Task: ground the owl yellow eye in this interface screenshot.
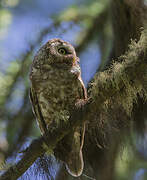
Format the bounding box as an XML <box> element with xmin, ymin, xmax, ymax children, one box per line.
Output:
<box><xmin>58</xmin><ymin>48</ymin><xmax>67</xmax><ymax>55</ymax></box>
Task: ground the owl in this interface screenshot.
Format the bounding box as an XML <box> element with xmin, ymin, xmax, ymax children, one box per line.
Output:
<box><xmin>29</xmin><ymin>38</ymin><xmax>87</xmax><ymax>177</ymax></box>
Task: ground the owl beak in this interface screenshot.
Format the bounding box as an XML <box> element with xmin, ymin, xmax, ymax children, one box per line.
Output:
<box><xmin>73</xmin><ymin>56</ymin><xmax>79</xmax><ymax>66</ymax></box>
<box><xmin>73</xmin><ymin>56</ymin><xmax>76</xmax><ymax>64</ymax></box>
<box><xmin>73</xmin><ymin>56</ymin><xmax>78</xmax><ymax>63</ymax></box>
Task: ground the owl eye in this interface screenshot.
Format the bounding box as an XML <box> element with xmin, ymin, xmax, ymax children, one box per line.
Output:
<box><xmin>58</xmin><ymin>48</ymin><xmax>67</xmax><ymax>55</ymax></box>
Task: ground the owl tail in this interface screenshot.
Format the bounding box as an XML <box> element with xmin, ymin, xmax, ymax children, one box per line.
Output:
<box><xmin>55</xmin><ymin>124</ymin><xmax>85</xmax><ymax>177</ymax></box>
<box><xmin>65</xmin><ymin>128</ymin><xmax>84</xmax><ymax>177</ymax></box>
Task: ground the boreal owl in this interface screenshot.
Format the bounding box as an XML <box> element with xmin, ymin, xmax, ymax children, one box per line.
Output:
<box><xmin>29</xmin><ymin>38</ymin><xmax>87</xmax><ymax>177</ymax></box>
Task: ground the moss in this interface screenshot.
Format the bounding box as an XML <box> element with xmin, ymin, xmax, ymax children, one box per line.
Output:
<box><xmin>90</xmin><ymin>29</ymin><xmax>147</xmax><ymax>119</ymax></box>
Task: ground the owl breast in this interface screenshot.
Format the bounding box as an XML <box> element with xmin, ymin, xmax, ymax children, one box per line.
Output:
<box><xmin>32</xmin><ymin>64</ymin><xmax>83</xmax><ymax>132</ymax></box>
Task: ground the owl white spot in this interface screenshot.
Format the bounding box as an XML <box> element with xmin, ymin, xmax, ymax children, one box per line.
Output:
<box><xmin>51</xmin><ymin>42</ymin><xmax>56</xmax><ymax>46</ymax></box>
<box><xmin>70</xmin><ymin>66</ymin><xmax>80</xmax><ymax>76</ymax></box>
<box><xmin>32</xmin><ymin>67</ymin><xmax>37</xmax><ymax>73</ymax></box>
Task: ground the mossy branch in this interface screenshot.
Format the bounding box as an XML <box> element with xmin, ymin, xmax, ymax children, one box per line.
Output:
<box><xmin>90</xmin><ymin>29</ymin><xmax>147</xmax><ymax>115</ymax></box>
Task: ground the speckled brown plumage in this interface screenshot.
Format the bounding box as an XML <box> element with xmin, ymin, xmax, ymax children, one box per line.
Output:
<box><xmin>29</xmin><ymin>38</ymin><xmax>87</xmax><ymax>177</ymax></box>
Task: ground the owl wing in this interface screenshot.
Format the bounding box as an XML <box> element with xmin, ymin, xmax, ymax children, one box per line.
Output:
<box><xmin>29</xmin><ymin>87</ymin><xmax>48</xmax><ymax>134</ymax></box>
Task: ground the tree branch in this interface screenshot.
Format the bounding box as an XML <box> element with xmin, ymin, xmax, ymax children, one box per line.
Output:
<box><xmin>90</xmin><ymin>30</ymin><xmax>147</xmax><ymax>112</ymax></box>
<box><xmin>110</xmin><ymin>0</ymin><xmax>147</xmax><ymax>58</ymax></box>
<box><xmin>0</xmin><ymin>138</ymin><xmax>45</xmax><ymax>180</ymax></box>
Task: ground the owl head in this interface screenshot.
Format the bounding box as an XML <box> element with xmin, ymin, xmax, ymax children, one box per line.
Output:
<box><xmin>35</xmin><ymin>38</ymin><xmax>79</xmax><ymax>66</ymax></box>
